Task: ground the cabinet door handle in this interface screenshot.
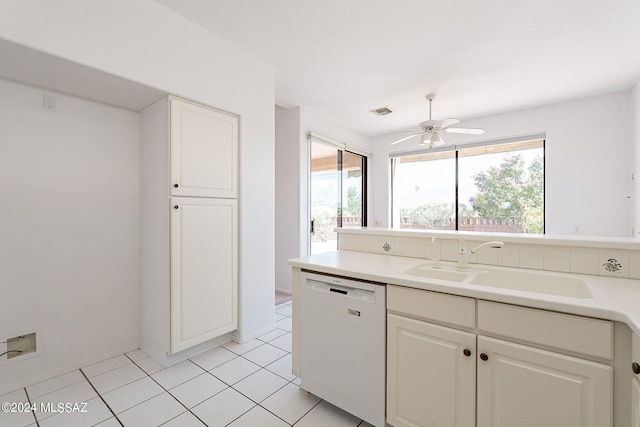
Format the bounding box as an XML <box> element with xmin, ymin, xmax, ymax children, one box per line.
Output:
<box><xmin>174</xmin><ymin>205</ymin><xmax>179</xmax><ymax>210</ymax></box>
<box><xmin>174</xmin><ymin>183</ymin><xmax>179</xmax><ymax>188</ymax></box>
<box><xmin>463</xmin><ymin>349</ymin><xmax>472</xmax><ymax>357</ymax></box>
<box><xmin>480</xmin><ymin>353</ymin><xmax>489</xmax><ymax>361</ymax></box>
<box><xmin>633</xmin><ymin>362</ymin><xmax>640</xmax><ymax>375</ymax></box>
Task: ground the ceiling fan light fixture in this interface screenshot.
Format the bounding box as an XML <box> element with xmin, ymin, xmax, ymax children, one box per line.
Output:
<box><xmin>430</xmin><ymin>132</ymin><xmax>443</xmax><ymax>146</ymax></box>
<box><xmin>419</xmin><ymin>133</ymin><xmax>430</xmax><ymax>146</ymax></box>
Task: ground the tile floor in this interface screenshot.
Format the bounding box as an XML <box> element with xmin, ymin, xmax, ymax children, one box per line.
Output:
<box><xmin>1</xmin><ymin>301</ymin><xmax>374</xmax><ymax>427</ymax></box>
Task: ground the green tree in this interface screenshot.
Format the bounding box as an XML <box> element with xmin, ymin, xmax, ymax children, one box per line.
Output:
<box><xmin>346</xmin><ymin>186</ymin><xmax>361</xmax><ymax>216</ymax></box>
<box><xmin>400</xmin><ymin>203</ymin><xmax>472</xmax><ymax>229</ymax></box>
<box><xmin>470</xmin><ymin>154</ymin><xmax>543</xmax><ymax>234</ymax></box>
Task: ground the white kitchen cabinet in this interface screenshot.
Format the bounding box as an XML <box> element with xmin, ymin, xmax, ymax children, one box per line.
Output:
<box><xmin>632</xmin><ymin>333</ymin><xmax>640</xmax><ymax>427</ymax></box>
<box><xmin>387</xmin><ymin>313</ymin><xmax>476</xmax><ymax>427</ymax></box>
<box><xmin>386</xmin><ymin>285</ymin><xmax>613</xmax><ymax>427</ymax></box>
<box><xmin>477</xmin><ymin>335</ymin><xmax>612</xmax><ymax>427</ymax></box>
<box><xmin>140</xmin><ymin>96</ymin><xmax>238</xmax><ymax>365</ymax></box>
<box><xmin>170</xmin><ymin>197</ymin><xmax>237</xmax><ymax>353</ymax></box>
<box><xmin>170</xmin><ymin>97</ymin><xmax>238</xmax><ymax>198</ymax></box>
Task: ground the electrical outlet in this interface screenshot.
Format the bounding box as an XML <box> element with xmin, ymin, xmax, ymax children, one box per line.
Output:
<box><xmin>43</xmin><ymin>95</ymin><xmax>56</xmax><ymax>112</ymax></box>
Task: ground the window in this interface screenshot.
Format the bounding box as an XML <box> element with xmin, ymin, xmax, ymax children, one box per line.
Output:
<box><xmin>391</xmin><ymin>137</ymin><xmax>544</xmax><ymax>234</ymax></box>
<box><xmin>309</xmin><ymin>135</ymin><xmax>368</xmax><ymax>254</ymax></box>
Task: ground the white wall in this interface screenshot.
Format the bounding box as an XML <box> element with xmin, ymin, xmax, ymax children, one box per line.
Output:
<box><xmin>0</xmin><ymin>0</ymin><xmax>275</xmax><ymax>389</ymax></box>
<box><xmin>372</xmin><ymin>91</ymin><xmax>633</xmax><ymax>237</ymax></box>
<box><xmin>275</xmin><ymin>106</ymin><xmax>301</xmax><ymax>293</ymax></box>
<box><xmin>632</xmin><ymin>81</ymin><xmax>640</xmax><ymax>235</ymax></box>
<box><xmin>274</xmin><ymin>107</ymin><xmax>371</xmax><ymax>292</ymax></box>
<box><xmin>0</xmin><ymin>79</ymin><xmax>140</xmax><ymax>393</ymax></box>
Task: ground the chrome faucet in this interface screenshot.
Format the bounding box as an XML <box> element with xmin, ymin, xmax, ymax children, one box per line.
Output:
<box><xmin>457</xmin><ymin>239</ymin><xmax>504</xmax><ymax>271</ymax></box>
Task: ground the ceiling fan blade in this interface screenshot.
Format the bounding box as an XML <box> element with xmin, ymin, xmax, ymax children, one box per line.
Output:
<box><xmin>389</xmin><ymin>132</ymin><xmax>423</xmax><ymax>145</ymax></box>
<box><xmin>379</xmin><ymin>128</ymin><xmax>423</xmax><ymax>136</ymax></box>
<box><xmin>435</xmin><ymin>118</ymin><xmax>460</xmax><ymax>129</ymax></box>
<box><xmin>443</xmin><ymin>127</ymin><xmax>485</xmax><ymax>135</ymax></box>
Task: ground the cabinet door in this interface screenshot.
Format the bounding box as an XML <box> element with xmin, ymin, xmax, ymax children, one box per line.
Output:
<box><xmin>170</xmin><ymin>97</ymin><xmax>238</xmax><ymax>198</ymax></box>
<box><xmin>477</xmin><ymin>336</ymin><xmax>612</xmax><ymax>427</ymax></box>
<box><xmin>387</xmin><ymin>314</ymin><xmax>476</xmax><ymax>427</ymax></box>
<box><xmin>633</xmin><ymin>378</ymin><xmax>640</xmax><ymax>427</ymax></box>
<box><xmin>170</xmin><ymin>197</ymin><xmax>237</xmax><ymax>353</ymax></box>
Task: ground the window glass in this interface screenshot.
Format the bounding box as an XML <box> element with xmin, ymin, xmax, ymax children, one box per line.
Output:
<box><xmin>392</xmin><ymin>151</ymin><xmax>456</xmax><ymax>230</ymax></box>
<box><xmin>392</xmin><ymin>139</ymin><xmax>544</xmax><ymax>234</ymax></box>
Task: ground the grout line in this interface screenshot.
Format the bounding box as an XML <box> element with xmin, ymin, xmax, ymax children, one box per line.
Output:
<box><xmin>22</xmin><ymin>387</ymin><xmax>40</xmax><ymax>427</ymax></box>
<box><xmin>79</xmin><ymin>368</ymin><xmax>124</xmax><ymax>427</ymax></box>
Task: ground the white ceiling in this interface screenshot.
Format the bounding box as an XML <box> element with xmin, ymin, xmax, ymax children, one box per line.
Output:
<box><xmin>157</xmin><ymin>0</ymin><xmax>640</xmax><ymax>137</ymax></box>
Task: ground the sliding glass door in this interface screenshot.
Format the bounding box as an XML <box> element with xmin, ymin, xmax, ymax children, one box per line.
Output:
<box><xmin>310</xmin><ymin>141</ymin><xmax>366</xmax><ymax>254</ymax></box>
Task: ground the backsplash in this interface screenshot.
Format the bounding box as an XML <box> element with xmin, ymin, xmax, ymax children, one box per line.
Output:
<box><xmin>337</xmin><ymin>229</ymin><xmax>640</xmax><ymax>280</ymax></box>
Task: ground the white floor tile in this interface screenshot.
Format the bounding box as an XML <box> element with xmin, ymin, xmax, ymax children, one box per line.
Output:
<box><xmin>257</xmin><ymin>328</ymin><xmax>287</xmax><ymax>343</ymax></box>
<box><xmin>242</xmin><ymin>344</ymin><xmax>287</xmax><ymax>367</ymax></box>
<box><xmin>222</xmin><ymin>339</ymin><xmax>264</xmax><ymax>355</ymax></box>
<box><xmin>169</xmin><ymin>373</ymin><xmax>227</xmax><ymax>408</ymax></box>
<box><xmin>191</xmin><ymin>388</ymin><xmax>254</xmax><ymax>427</ymax></box>
<box><xmin>26</xmin><ymin>370</ymin><xmax>85</xmax><ymax>399</ymax></box>
<box><xmin>135</xmin><ymin>356</ymin><xmax>164</xmax><ymax>375</ymax></box>
<box><xmin>38</xmin><ymin>396</ymin><xmax>112</xmax><ymax>427</ymax></box>
<box><xmin>210</xmin><ymin>357</ymin><xmax>260</xmax><ymax>385</ymax></box>
<box><xmin>228</xmin><ymin>405</ymin><xmax>289</xmax><ymax>427</ymax></box>
<box><xmin>125</xmin><ymin>349</ymin><xmax>149</xmax><ymax>362</ymax></box>
<box><xmin>265</xmin><ymin>353</ymin><xmax>297</xmax><ymax>382</ymax></box>
<box><xmin>151</xmin><ymin>360</ymin><xmax>204</xmax><ymax>390</ymax></box>
<box><xmin>274</xmin><ymin>313</ymin><xmax>286</xmax><ymax>322</ymax></box>
<box><xmin>94</xmin><ymin>417</ymin><xmax>121</xmax><ymax>427</ymax></box>
<box><xmin>269</xmin><ymin>333</ymin><xmax>292</xmax><ymax>352</ymax></box>
<box><xmin>101</xmin><ymin>376</ymin><xmax>164</xmax><ymax>414</ymax></box>
<box><xmin>275</xmin><ymin>317</ymin><xmax>292</xmax><ymax>332</ymax></box>
<box><xmin>0</xmin><ymin>389</ymin><xmax>37</xmax><ymax>427</ymax></box>
<box><xmin>275</xmin><ymin>305</ymin><xmax>293</xmax><ymax>316</ymax></box>
<box><xmin>82</xmin><ymin>355</ymin><xmax>131</xmax><ymax>378</ymax></box>
<box><xmin>160</xmin><ymin>411</ymin><xmax>206</xmax><ymax>427</ymax></box>
<box><xmin>89</xmin><ymin>363</ymin><xmax>146</xmax><ymax>394</ymax></box>
<box><xmin>33</xmin><ymin>381</ymin><xmax>97</xmax><ymax>421</ymax></box>
<box><xmin>189</xmin><ymin>346</ymin><xmax>237</xmax><ymax>371</ymax></box>
<box><xmin>294</xmin><ymin>400</ymin><xmax>361</xmax><ymax>427</ymax></box>
<box><xmin>233</xmin><ymin>369</ymin><xmax>288</xmax><ymax>403</ymax></box>
<box><xmin>118</xmin><ymin>392</ymin><xmax>185</xmax><ymax>427</ymax></box>
<box><xmin>261</xmin><ymin>383</ymin><xmax>321</xmax><ymax>425</ymax></box>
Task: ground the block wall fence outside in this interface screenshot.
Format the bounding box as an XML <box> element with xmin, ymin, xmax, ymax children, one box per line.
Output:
<box><xmin>337</xmin><ymin>228</ymin><xmax>640</xmax><ymax>280</ymax></box>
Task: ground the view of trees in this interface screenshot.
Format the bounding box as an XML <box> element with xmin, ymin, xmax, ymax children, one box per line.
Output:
<box><xmin>399</xmin><ymin>153</ymin><xmax>544</xmax><ymax>234</ymax></box>
<box><xmin>470</xmin><ymin>154</ymin><xmax>543</xmax><ymax>233</ymax></box>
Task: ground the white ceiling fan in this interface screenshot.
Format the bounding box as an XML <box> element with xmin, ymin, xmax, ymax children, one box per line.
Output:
<box><xmin>389</xmin><ymin>93</ymin><xmax>485</xmax><ymax>147</ymax></box>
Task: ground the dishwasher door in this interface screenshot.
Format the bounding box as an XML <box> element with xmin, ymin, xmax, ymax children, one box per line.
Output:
<box><xmin>300</xmin><ymin>272</ymin><xmax>386</xmax><ymax>427</ymax></box>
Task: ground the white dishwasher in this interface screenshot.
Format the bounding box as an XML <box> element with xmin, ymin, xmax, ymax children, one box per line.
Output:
<box><xmin>300</xmin><ymin>271</ymin><xmax>386</xmax><ymax>427</ymax></box>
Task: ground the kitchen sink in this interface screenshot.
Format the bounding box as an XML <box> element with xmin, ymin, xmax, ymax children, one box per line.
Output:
<box><xmin>403</xmin><ymin>262</ymin><xmax>593</xmax><ymax>299</ymax></box>
<box><xmin>402</xmin><ymin>264</ymin><xmax>470</xmax><ymax>282</ymax></box>
<box><xmin>469</xmin><ymin>269</ymin><xmax>593</xmax><ymax>298</ymax></box>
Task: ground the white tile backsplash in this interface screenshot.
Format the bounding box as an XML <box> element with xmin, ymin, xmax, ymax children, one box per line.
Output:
<box><xmin>543</xmin><ymin>246</ymin><xmax>572</xmax><ymax>272</ymax></box>
<box><xmin>337</xmin><ymin>230</ymin><xmax>640</xmax><ymax>280</ymax></box>
<box><xmin>497</xmin><ymin>243</ymin><xmax>520</xmax><ymax>268</ymax></box>
<box><xmin>570</xmin><ymin>247</ymin><xmax>599</xmax><ymax>275</ymax></box>
<box><xmin>598</xmin><ymin>249</ymin><xmax>630</xmax><ymax>278</ymax></box>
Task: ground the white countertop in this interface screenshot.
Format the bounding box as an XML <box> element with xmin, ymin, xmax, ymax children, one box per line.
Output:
<box><xmin>289</xmin><ymin>250</ymin><xmax>640</xmax><ymax>336</ymax></box>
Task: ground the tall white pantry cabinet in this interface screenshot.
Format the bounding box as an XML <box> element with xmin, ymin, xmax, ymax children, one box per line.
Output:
<box><xmin>140</xmin><ymin>96</ymin><xmax>238</xmax><ymax>365</ymax></box>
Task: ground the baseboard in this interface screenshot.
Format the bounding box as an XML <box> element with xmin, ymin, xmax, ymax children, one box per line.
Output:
<box><xmin>232</xmin><ymin>323</ymin><xmax>276</xmax><ymax>344</ymax></box>
<box><xmin>0</xmin><ymin>343</ymin><xmax>138</xmax><ymax>396</ymax></box>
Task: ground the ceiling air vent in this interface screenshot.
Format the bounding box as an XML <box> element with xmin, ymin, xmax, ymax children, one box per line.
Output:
<box><xmin>370</xmin><ymin>106</ymin><xmax>393</xmax><ymax>116</ymax></box>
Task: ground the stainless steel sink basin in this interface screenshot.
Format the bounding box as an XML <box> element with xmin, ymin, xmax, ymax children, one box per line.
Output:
<box><xmin>469</xmin><ymin>269</ymin><xmax>593</xmax><ymax>298</ymax></box>
<box><xmin>402</xmin><ymin>265</ymin><xmax>470</xmax><ymax>282</ymax></box>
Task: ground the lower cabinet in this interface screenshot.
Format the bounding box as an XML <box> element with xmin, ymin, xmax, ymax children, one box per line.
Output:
<box><xmin>386</xmin><ymin>285</ymin><xmax>613</xmax><ymax>427</ymax></box>
<box><xmin>632</xmin><ymin>333</ymin><xmax>640</xmax><ymax>427</ymax></box>
<box><xmin>170</xmin><ymin>197</ymin><xmax>237</xmax><ymax>353</ymax></box>
<box><xmin>387</xmin><ymin>313</ymin><xmax>476</xmax><ymax>427</ymax></box>
<box><xmin>477</xmin><ymin>336</ymin><xmax>612</xmax><ymax>427</ymax></box>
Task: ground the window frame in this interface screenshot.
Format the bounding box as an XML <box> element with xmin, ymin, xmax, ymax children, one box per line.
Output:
<box><xmin>390</xmin><ymin>133</ymin><xmax>545</xmax><ymax>234</ymax></box>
